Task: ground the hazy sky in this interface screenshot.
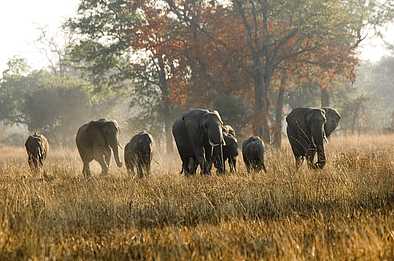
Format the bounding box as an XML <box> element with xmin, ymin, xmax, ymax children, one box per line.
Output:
<box><xmin>0</xmin><ymin>0</ymin><xmax>392</xmax><ymax>72</ymax></box>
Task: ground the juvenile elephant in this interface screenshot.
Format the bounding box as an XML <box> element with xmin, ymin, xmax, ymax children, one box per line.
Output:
<box><xmin>76</xmin><ymin>119</ymin><xmax>122</xmax><ymax>176</ymax></box>
<box><xmin>124</xmin><ymin>131</ymin><xmax>153</xmax><ymax>177</ymax></box>
<box><xmin>213</xmin><ymin>127</ymin><xmax>238</xmax><ymax>173</ymax></box>
<box><xmin>172</xmin><ymin>108</ymin><xmax>225</xmax><ymax>176</ymax></box>
<box><xmin>286</xmin><ymin>107</ymin><xmax>341</xmax><ymax>169</ymax></box>
<box><xmin>223</xmin><ymin>124</ymin><xmax>236</xmax><ymax>137</ymax></box>
<box><xmin>25</xmin><ymin>133</ymin><xmax>49</xmax><ymax>173</ymax></box>
<box><xmin>242</xmin><ymin>136</ymin><xmax>267</xmax><ymax>173</ymax></box>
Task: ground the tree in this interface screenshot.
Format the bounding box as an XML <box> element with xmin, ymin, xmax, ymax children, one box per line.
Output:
<box><xmin>0</xmin><ymin>60</ymin><xmax>98</xmax><ymax>145</ymax></box>
<box><xmin>67</xmin><ymin>0</ymin><xmax>189</xmax><ymax>152</ymax></box>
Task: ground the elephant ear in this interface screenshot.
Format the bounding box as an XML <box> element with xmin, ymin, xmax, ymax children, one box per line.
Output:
<box><xmin>322</xmin><ymin>107</ymin><xmax>341</xmax><ymax>137</ymax></box>
<box><xmin>211</xmin><ymin>110</ymin><xmax>223</xmax><ymax>124</ymax></box>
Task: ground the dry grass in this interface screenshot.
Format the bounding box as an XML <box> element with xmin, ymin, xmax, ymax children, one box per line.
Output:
<box><xmin>0</xmin><ymin>135</ymin><xmax>394</xmax><ymax>260</ymax></box>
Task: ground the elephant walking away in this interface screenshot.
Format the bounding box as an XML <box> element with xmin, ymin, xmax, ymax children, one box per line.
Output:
<box><xmin>173</xmin><ymin>108</ymin><xmax>226</xmax><ymax>176</ymax></box>
<box><xmin>286</xmin><ymin>107</ymin><xmax>341</xmax><ymax>169</ymax></box>
<box><xmin>124</xmin><ymin>131</ymin><xmax>153</xmax><ymax>177</ymax></box>
<box><xmin>242</xmin><ymin>136</ymin><xmax>267</xmax><ymax>173</ymax></box>
<box><xmin>25</xmin><ymin>133</ymin><xmax>49</xmax><ymax>173</ymax></box>
<box><xmin>76</xmin><ymin>119</ymin><xmax>122</xmax><ymax>176</ymax></box>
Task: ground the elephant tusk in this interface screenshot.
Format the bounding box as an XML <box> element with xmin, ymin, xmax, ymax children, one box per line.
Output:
<box><xmin>117</xmin><ymin>142</ymin><xmax>124</xmax><ymax>149</ymax></box>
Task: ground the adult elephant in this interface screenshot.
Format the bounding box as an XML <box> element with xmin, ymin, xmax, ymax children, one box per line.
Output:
<box><xmin>76</xmin><ymin>119</ymin><xmax>122</xmax><ymax>176</ymax></box>
<box><xmin>286</xmin><ymin>107</ymin><xmax>341</xmax><ymax>169</ymax></box>
<box><xmin>172</xmin><ymin>108</ymin><xmax>225</xmax><ymax>175</ymax></box>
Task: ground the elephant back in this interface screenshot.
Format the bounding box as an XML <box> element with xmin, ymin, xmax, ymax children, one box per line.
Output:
<box><xmin>126</xmin><ymin>131</ymin><xmax>153</xmax><ymax>155</ymax></box>
<box><xmin>242</xmin><ymin>136</ymin><xmax>264</xmax><ymax>158</ymax></box>
<box><xmin>25</xmin><ymin>133</ymin><xmax>48</xmax><ymax>160</ymax></box>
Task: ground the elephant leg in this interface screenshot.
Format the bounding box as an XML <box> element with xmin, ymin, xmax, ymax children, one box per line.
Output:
<box><xmin>190</xmin><ymin>158</ymin><xmax>198</xmax><ymax>174</ymax></box>
<box><xmin>245</xmin><ymin>161</ymin><xmax>251</xmax><ymax>173</ymax></box>
<box><xmin>104</xmin><ymin>148</ymin><xmax>111</xmax><ymax>167</ymax></box>
<box><xmin>127</xmin><ymin>161</ymin><xmax>135</xmax><ymax>175</ymax></box>
<box><xmin>195</xmin><ymin>148</ymin><xmax>209</xmax><ymax>175</ymax></box>
<box><xmin>136</xmin><ymin>162</ymin><xmax>144</xmax><ymax>178</ymax></box>
<box><xmin>229</xmin><ymin>158</ymin><xmax>236</xmax><ymax>173</ymax></box>
<box><xmin>146</xmin><ymin>162</ymin><xmax>151</xmax><ymax>176</ymax></box>
<box><xmin>306</xmin><ymin>148</ymin><xmax>316</xmax><ymax>169</ymax></box>
<box><xmin>82</xmin><ymin>161</ymin><xmax>91</xmax><ymax>176</ymax></box>
<box><xmin>295</xmin><ymin>157</ymin><xmax>304</xmax><ymax>170</ymax></box>
<box><xmin>28</xmin><ymin>155</ymin><xmax>35</xmax><ymax>172</ymax></box>
<box><xmin>97</xmin><ymin>155</ymin><xmax>109</xmax><ymax>175</ymax></box>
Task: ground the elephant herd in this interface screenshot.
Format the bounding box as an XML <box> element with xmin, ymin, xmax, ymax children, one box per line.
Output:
<box><xmin>24</xmin><ymin>107</ymin><xmax>341</xmax><ymax>176</ymax></box>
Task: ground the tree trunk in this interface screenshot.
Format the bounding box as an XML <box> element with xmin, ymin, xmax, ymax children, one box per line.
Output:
<box><xmin>162</xmin><ymin>101</ymin><xmax>174</xmax><ymax>153</ymax></box>
<box><xmin>253</xmin><ymin>69</ymin><xmax>271</xmax><ymax>144</ymax></box>
<box><xmin>321</xmin><ymin>87</ymin><xmax>330</xmax><ymax>107</ymax></box>
<box><xmin>273</xmin><ymin>73</ymin><xmax>286</xmax><ymax>148</ymax></box>
<box><xmin>157</xmin><ymin>55</ymin><xmax>173</xmax><ymax>153</ymax></box>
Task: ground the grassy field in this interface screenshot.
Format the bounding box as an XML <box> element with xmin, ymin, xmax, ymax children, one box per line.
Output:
<box><xmin>0</xmin><ymin>135</ymin><xmax>393</xmax><ymax>260</ymax></box>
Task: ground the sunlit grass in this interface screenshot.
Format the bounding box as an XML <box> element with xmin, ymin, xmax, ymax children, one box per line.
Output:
<box><xmin>0</xmin><ymin>135</ymin><xmax>393</xmax><ymax>259</ymax></box>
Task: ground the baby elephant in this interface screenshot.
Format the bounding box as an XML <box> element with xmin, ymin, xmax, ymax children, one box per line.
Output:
<box><xmin>124</xmin><ymin>131</ymin><xmax>154</xmax><ymax>177</ymax></box>
<box><xmin>25</xmin><ymin>133</ymin><xmax>49</xmax><ymax>173</ymax></box>
<box><xmin>242</xmin><ymin>136</ymin><xmax>267</xmax><ymax>173</ymax></box>
<box><xmin>214</xmin><ymin>129</ymin><xmax>238</xmax><ymax>173</ymax></box>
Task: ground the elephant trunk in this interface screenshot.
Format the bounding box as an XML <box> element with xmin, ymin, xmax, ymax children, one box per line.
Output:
<box><xmin>315</xmin><ymin>144</ymin><xmax>326</xmax><ymax>169</ymax></box>
<box><xmin>310</xmin><ymin>123</ymin><xmax>326</xmax><ymax>169</ymax></box>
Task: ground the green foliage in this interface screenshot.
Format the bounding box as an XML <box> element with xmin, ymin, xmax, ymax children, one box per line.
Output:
<box><xmin>213</xmin><ymin>95</ymin><xmax>249</xmax><ymax>134</ymax></box>
<box><xmin>0</xmin><ymin>59</ymin><xmax>99</xmax><ymax>145</ymax></box>
<box><xmin>67</xmin><ymin>0</ymin><xmax>140</xmax><ymax>85</ymax></box>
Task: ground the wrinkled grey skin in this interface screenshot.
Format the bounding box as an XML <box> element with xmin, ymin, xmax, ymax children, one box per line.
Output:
<box><xmin>76</xmin><ymin>119</ymin><xmax>122</xmax><ymax>176</ymax></box>
<box><xmin>25</xmin><ymin>133</ymin><xmax>49</xmax><ymax>173</ymax></box>
<box><xmin>242</xmin><ymin>136</ymin><xmax>267</xmax><ymax>173</ymax></box>
<box><xmin>286</xmin><ymin>107</ymin><xmax>341</xmax><ymax>169</ymax></box>
<box><xmin>213</xmin><ymin>127</ymin><xmax>238</xmax><ymax>173</ymax></box>
<box><xmin>173</xmin><ymin>108</ymin><xmax>225</xmax><ymax>176</ymax></box>
<box><xmin>124</xmin><ymin>131</ymin><xmax>153</xmax><ymax>178</ymax></box>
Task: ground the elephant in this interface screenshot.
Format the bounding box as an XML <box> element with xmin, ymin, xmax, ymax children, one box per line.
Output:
<box><xmin>213</xmin><ymin>126</ymin><xmax>238</xmax><ymax>173</ymax></box>
<box><xmin>242</xmin><ymin>136</ymin><xmax>267</xmax><ymax>173</ymax></box>
<box><xmin>76</xmin><ymin>119</ymin><xmax>122</xmax><ymax>176</ymax></box>
<box><xmin>223</xmin><ymin>124</ymin><xmax>236</xmax><ymax>137</ymax></box>
<box><xmin>25</xmin><ymin>133</ymin><xmax>49</xmax><ymax>173</ymax></box>
<box><xmin>286</xmin><ymin>107</ymin><xmax>341</xmax><ymax>169</ymax></box>
<box><xmin>172</xmin><ymin>108</ymin><xmax>225</xmax><ymax>176</ymax></box>
<box><xmin>124</xmin><ymin>131</ymin><xmax>153</xmax><ymax>177</ymax></box>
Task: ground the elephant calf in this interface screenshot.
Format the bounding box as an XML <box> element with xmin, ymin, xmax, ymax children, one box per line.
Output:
<box><xmin>214</xmin><ymin>127</ymin><xmax>238</xmax><ymax>173</ymax></box>
<box><xmin>25</xmin><ymin>133</ymin><xmax>49</xmax><ymax>173</ymax></box>
<box><xmin>124</xmin><ymin>131</ymin><xmax>154</xmax><ymax>177</ymax></box>
<box><xmin>242</xmin><ymin>136</ymin><xmax>267</xmax><ymax>173</ymax></box>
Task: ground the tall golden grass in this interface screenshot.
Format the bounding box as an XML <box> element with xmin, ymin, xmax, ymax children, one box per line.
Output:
<box><xmin>0</xmin><ymin>135</ymin><xmax>393</xmax><ymax>260</ymax></box>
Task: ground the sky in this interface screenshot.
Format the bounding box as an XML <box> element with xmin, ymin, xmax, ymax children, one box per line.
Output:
<box><xmin>0</xmin><ymin>0</ymin><xmax>392</xmax><ymax>73</ymax></box>
<box><xmin>0</xmin><ymin>0</ymin><xmax>79</xmax><ymax>72</ymax></box>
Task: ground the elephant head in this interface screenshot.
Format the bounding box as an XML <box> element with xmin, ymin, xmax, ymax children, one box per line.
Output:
<box><xmin>88</xmin><ymin>120</ymin><xmax>122</xmax><ymax>168</ymax></box>
<box><xmin>322</xmin><ymin>107</ymin><xmax>341</xmax><ymax>138</ymax></box>
<box><xmin>201</xmin><ymin>111</ymin><xmax>226</xmax><ymax>172</ymax></box>
<box><xmin>305</xmin><ymin>109</ymin><xmax>327</xmax><ymax>169</ymax></box>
